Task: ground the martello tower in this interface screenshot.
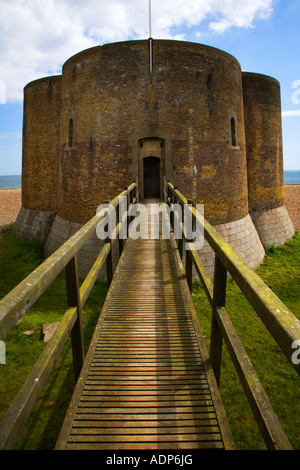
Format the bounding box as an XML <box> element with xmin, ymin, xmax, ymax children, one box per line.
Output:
<box><xmin>14</xmin><ymin>39</ymin><xmax>294</xmax><ymax>277</ymax></box>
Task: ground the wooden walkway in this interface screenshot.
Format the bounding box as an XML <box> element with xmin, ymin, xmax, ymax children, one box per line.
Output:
<box><xmin>56</xmin><ymin>201</ymin><xmax>234</xmax><ymax>450</ymax></box>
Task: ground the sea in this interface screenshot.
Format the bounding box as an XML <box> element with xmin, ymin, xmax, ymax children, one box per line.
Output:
<box><xmin>0</xmin><ymin>171</ymin><xmax>299</xmax><ymax>188</ymax></box>
<box><xmin>0</xmin><ymin>175</ymin><xmax>21</xmax><ymax>188</ymax></box>
<box><xmin>284</xmin><ymin>170</ymin><xmax>300</xmax><ymax>184</ymax></box>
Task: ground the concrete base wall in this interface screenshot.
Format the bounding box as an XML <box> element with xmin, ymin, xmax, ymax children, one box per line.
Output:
<box><xmin>14</xmin><ymin>204</ymin><xmax>294</xmax><ymax>281</ymax></box>
<box><xmin>14</xmin><ymin>206</ymin><xmax>55</xmax><ymax>242</ymax></box>
<box><xmin>44</xmin><ymin>214</ymin><xmax>120</xmax><ymax>279</ymax></box>
<box><xmin>197</xmin><ymin>213</ymin><xmax>265</xmax><ymax>278</ymax></box>
<box><xmin>251</xmin><ymin>205</ymin><xmax>295</xmax><ymax>248</ymax></box>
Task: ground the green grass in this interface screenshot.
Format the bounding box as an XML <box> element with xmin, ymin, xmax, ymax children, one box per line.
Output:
<box><xmin>0</xmin><ymin>228</ymin><xmax>299</xmax><ymax>450</ymax></box>
<box><xmin>0</xmin><ymin>228</ymin><xmax>108</xmax><ymax>449</ymax></box>
<box><xmin>192</xmin><ymin>231</ymin><xmax>300</xmax><ymax>450</ymax></box>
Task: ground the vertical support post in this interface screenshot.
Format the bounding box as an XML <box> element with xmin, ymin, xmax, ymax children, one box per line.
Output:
<box><xmin>170</xmin><ymin>187</ymin><xmax>176</xmax><ymax>231</ymax></box>
<box><xmin>136</xmin><ymin>177</ymin><xmax>139</xmax><ymax>203</ymax></box>
<box><xmin>129</xmin><ymin>185</ymin><xmax>133</xmax><ymax>206</ymax></box>
<box><xmin>65</xmin><ymin>255</ymin><xmax>84</xmax><ymax>382</ymax></box>
<box><xmin>122</xmin><ymin>186</ymin><xmax>129</xmax><ymax>239</ymax></box>
<box><xmin>119</xmin><ymin>200</ymin><xmax>124</xmax><ymax>256</ymax></box>
<box><xmin>128</xmin><ymin>186</ymin><xmax>134</xmax><ymax>225</ymax></box>
<box><xmin>167</xmin><ymin>181</ymin><xmax>171</xmax><ymax>205</ymax></box>
<box><xmin>117</xmin><ymin>197</ymin><xmax>124</xmax><ymax>257</ymax></box>
<box><xmin>185</xmin><ymin>199</ymin><xmax>194</xmax><ymax>291</ymax></box>
<box><xmin>104</xmin><ymin>199</ymin><xmax>113</xmax><ymax>288</ymax></box>
<box><xmin>210</xmin><ymin>255</ymin><xmax>227</xmax><ymax>385</ymax></box>
<box><xmin>177</xmin><ymin>201</ymin><xmax>183</xmax><ymax>259</ymax></box>
<box><xmin>106</xmin><ymin>238</ymin><xmax>113</xmax><ymax>287</ymax></box>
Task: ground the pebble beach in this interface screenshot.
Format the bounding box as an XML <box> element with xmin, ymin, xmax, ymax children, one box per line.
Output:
<box><xmin>0</xmin><ymin>185</ymin><xmax>299</xmax><ymax>233</ymax></box>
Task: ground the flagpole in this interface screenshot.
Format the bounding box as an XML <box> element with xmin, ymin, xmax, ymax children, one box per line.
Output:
<box><xmin>149</xmin><ymin>0</ymin><xmax>152</xmax><ymax>38</ymax></box>
<box><xmin>149</xmin><ymin>0</ymin><xmax>153</xmax><ymax>73</ymax></box>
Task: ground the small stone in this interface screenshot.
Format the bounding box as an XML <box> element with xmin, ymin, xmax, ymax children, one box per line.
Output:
<box><xmin>22</xmin><ymin>330</ymin><xmax>34</xmax><ymax>336</ymax></box>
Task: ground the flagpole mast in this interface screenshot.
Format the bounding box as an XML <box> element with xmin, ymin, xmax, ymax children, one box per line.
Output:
<box><xmin>149</xmin><ymin>0</ymin><xmax>152</xmax><ymax>38</ymax></box>
<box><xmin>149</xmin><ymin>0</ymin><xmax>153</xmax><ymax>73</ymax></box>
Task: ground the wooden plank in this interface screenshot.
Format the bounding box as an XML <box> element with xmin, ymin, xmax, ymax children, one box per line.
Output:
<box><xmin>81</xmin><ymin>394</ymin><xmax>212</xmax><ymax>401</ymax></box>
<box><xmin>68</xmin><ymin>433</ymin><xmax>222</xmax><ymax>443</ymax></box>
<box><xmin>83</xmin><ymin>384</ymin><xmax>210</xmax><ymax>391</ymax></box>
<box><xmin>71</xmin><ymin>425</ymin><xmax>220</xmax><ymax>434</ymax></box>
<box><xmin>72</xmin><ymin>419</ymin><xmax>219</xmax><ymax>428</ymax></box>
<box><xmin>66</xmin><ymin>441</ymin><xmax>224</xmax><ymax>450</ymax></box>
<box><xmin>56</xmin><ymin>200</ymin><xmax>234</xmax><ymax>451</ymax></box>
<box><xmin>73</xmin><ymin>412</ymin><xmax>218</xmax><ymax>421</ymax></box>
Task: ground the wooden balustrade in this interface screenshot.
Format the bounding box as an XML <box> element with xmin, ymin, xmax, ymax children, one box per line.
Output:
<box><xmin>165</xmin><ymin>180</ymin><xmax>299</xmax><ymax>450</ymax></box>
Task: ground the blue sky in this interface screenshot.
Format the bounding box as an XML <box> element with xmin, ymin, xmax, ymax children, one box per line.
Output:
<box><xmin>0</xmin><ymin>0</ymin><xmax>299</xmax><ymax>175</ymax></box>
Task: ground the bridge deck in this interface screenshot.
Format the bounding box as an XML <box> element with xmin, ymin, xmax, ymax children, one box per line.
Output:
<box><xmin>56</xmin><ymin>201</ymin><xmax>234</xmax><ymax>450</ymax></box>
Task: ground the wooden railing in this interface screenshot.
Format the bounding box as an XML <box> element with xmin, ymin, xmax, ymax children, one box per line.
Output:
<box><xmin>1</xmin><ymin>178</ymin><xmax>299</xmax><ymax>450</ymax></box>
<box><xmin>0</xmin><ymin>181</ymin><xmax>138</xmax><ymax>450</ymax></box>
<box><xmin>164</xmin><ymin>180</ymin><xmax>300</xmax><ymax>450</ymax></box>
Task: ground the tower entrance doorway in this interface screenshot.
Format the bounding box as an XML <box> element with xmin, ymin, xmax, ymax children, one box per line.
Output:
<box><xmin>138</xmin><ymin>137</ymin><xmax>165</xmax><ymax>199</ymax></box>
<box><xmin>143</xmin><ymin>157</ymin><xmax>160</xmax><ymax>198</ymax></box>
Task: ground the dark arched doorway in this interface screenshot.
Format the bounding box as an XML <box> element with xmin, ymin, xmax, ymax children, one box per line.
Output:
<box><xmin>143</xmin><ymin>157</ymin><xmax>160</xmax><ymax>198</ymax></box>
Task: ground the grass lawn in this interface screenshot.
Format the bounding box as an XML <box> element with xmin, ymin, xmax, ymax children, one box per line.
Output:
<box><xmin>192</xmin><ymin>232</ymin><xmax>300</xmax><ymax>450</ymax></box>
<box><xmin>0</xmin><ymin>228</ymin><xmax>108</xmax><ymax>449</ymax></box>
<box><xmin>0</xmin><ymin>228</ymin><xmax>299</xmax><ymax>450</ymax></box>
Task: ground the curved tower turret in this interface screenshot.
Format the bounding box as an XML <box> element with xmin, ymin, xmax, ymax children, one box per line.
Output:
<box><xmin>14</xmin><ymin>75</ymin><xmax>61</xmax><ymax>241</ymax></box>
<box><xmin>242</xmin><ymin>72</ymin><xmax>294</xmax><ymax>247</ymax></box>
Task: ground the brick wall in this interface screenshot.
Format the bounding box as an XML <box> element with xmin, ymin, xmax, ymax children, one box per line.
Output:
<box><xmin>56</xmin><ymin>40</ymin><xmax>249</xmax><ymax>225</ymax></box>
<box><xmin>242</xmin><ymin>72</ymin><xmax>284</xmax><ymax>212</ymax></box>
<box><xmin>22</xmin><ymin>75</ymin><xmax>61</xmax><ymax>212</ymax></box>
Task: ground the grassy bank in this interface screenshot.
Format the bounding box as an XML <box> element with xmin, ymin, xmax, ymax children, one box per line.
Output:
<box><xmin>192</xmin><ymin>232</ymin><xmax>300</xmax><ymax>450</ymax></box>
<box><xmin>0</xmin><ymin>228</ymin><xmax>108</xmax><ymax>449</ymax></box>
<box><xmin>0</xmin><ymin>228</ymin><xmax>299</xmax><ymax>449</ymax></box>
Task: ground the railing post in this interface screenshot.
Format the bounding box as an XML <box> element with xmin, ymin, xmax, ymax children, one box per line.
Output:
<box><xmin>170</xmin><ymin>186</ymin><xmax>177</xmax><ymax>232</ymax></box>
<box><xmin>185</xmin><ymin>199</ymin><xmax>194</xmax><ymax>291</ymax></box>
<box><xmin>136</xmin><ymin>177</ymin><xmax>139</xmax><ymax>203</ymax></box>
<box><xmin>103</xmin><ymin>199</ymin><xmax>114</xmax><ymax>288</ymax></box>
<box><xmin>210</xmin><ymin>255</ymin><xmax>227</xmax><ymax>385</ymax></box>
<box><xmin>65</xmin><ymin>255</ymin><xmax>85</xmax><ymax>382</ymax></box>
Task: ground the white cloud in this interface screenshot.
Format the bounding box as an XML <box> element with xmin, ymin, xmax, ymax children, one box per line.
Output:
<box><xmin>0</xmin><ymin>0</ymin><xmax>274</xmax><ymax>102</ymax></box>
<box><xmin>208</xmin><ymin>0</ymin><xmax>273</xmax><ymax>32</ymax></box>
<box><xmin>282</xmin><ymin>110</ymin><xmax>300</xmax><ymax>117</ymax></box>
<box><xmin>0</xmin><ymin>132</ymin><xmax>22</xmax><ymax>140</ymax></box>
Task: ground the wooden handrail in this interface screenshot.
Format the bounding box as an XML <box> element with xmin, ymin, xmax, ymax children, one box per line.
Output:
<box><xmin>0</xmin><ymin>182</ymin><xmax>137</xmax><ymax>450</ymax></box>
<box><xmin>165</xmin><ymin>180</ymin><xmax>299</xmax><ymax>450</ymax></box>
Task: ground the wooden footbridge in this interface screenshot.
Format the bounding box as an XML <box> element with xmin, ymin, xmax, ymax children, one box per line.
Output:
<box><xmin>0</xmin><ymin>181</ymin><xmax>299</xmax><ymax>450</ymax></box>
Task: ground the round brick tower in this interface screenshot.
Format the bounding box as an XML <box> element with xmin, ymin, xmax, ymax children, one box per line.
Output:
<box><xmin>17</xmin><ymin>40</ymin><xmax>291</xmax><ymax>276</ymax></box>
<box><xmin>43</xmin><ymin>40</ymin><xmax>264</xmax><ymax>276</ymax></box>
<box><xmin>14</xmin><ymin>75</ymin><xmax>61</xmax><ymax>242</ymax></box>
<box><xmin>242</xmin><ymin>72</ymin><xmax>294</xmax><ymax>247</ymax></box>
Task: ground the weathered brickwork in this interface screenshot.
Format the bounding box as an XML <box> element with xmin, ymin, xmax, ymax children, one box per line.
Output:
<box><xmin>251</xmin><ymin>206</ymin><xmax>295</xmax><ymax>248</ymax></box>
<box><xmin>14</xmin><ymin>206</ymin><xmax>55</xmax><ymax>242</ymax></box>
<box><xmin>14</xmin><ymin>39</ymin><xmax>294</xmax><ymax>277</ymax></box>
<box><xmin>22</xmin><ymin>76</ymin><xmax>61</xmax><ymax>211</ymax></box>
<box><xmin>198</xmin><ymin>214</ymin><xmax>265</xmax><ymax>278</ymax></box>
<box><xmin>44</xmin><ymin>214</ymin><xmax>119</xmax><ymax>278</ymax></box>
<box><xmin>242</xmin><ymin>73</ymin><xmax>284</xmax><ymax>212</ymax></box>
<box><xmin>55</xmin><ymin>40</ymin><xmax>248</xmax><ymax>225</ymax></box>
